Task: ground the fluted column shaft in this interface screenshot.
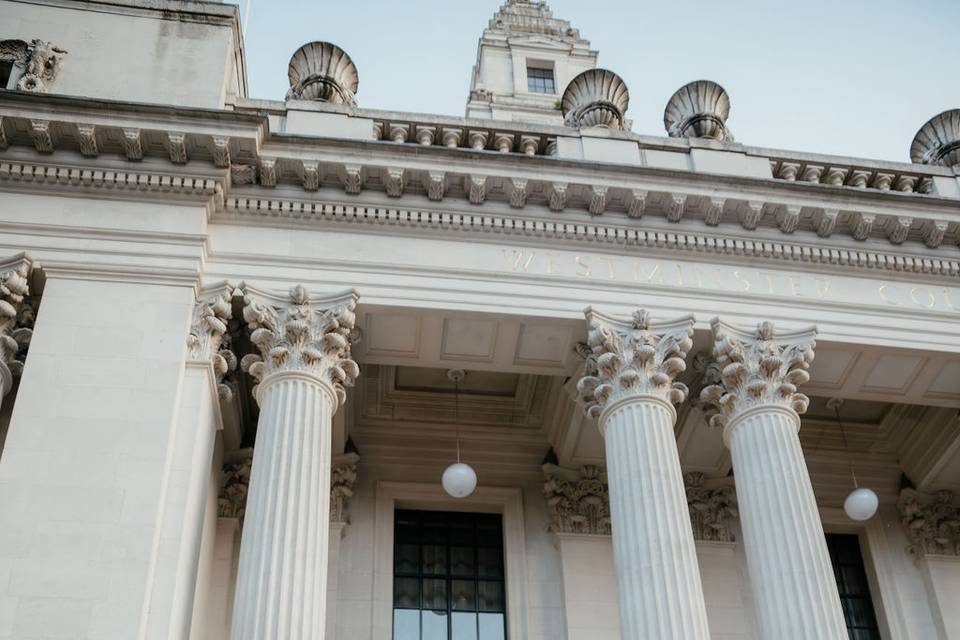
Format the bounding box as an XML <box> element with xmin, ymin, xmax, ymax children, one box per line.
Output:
<box><xmin>726</xmin><ymin>406</ymin><xmax>847</xmax><ymax>639</ymax></box>
<box><xmin>601</xmin><ymin>396</ymin><xmax>711</xmax><ymax>640</ymax></box>
<box><xmin>231</xmin><ymin>371</ymin><xmax>335</xmax><ymax>639</ymax></box>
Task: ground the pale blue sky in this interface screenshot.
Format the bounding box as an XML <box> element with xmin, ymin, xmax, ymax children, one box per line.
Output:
<box><xmin>239</xmin><ymin>0</ymin><xmax>960</xmax><ymax>163</ymax></box>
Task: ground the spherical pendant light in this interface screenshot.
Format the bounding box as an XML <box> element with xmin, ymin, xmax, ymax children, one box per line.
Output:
<box><xmin>442</xmin><ymin>462</ymin><xmax>478</xmax><ymax>499</ymax></box>
<box><xmin>844</xmin><ymin>487</ymin><xmax>879</xmax><ymax>522</ymax></box>
<box><xmin>442</xmin><ymin>369</ymin><xmax>477</xmax><ymax>499</ymax></box>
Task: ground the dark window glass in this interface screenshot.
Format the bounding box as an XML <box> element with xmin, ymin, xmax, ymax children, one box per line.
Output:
<box><xmin>393</xmin><ymin>509</ymin><xmax>507</xmax><ymax>640</ymax></box>
<box><xmin>825</xmin><ymin>534</ymin><xmax>881</xmax><ymax>640</ymax></box>
<box><xmin>526</xmin><ymin>67</ymin><xmax>555</xmax><ymax>94</ymax></box>
<box><xmin>0</xmin><ymin>61</ymin><xmax>13</xmax><ymax>89</ymax></box>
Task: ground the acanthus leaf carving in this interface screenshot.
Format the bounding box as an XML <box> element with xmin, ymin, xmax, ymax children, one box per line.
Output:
<box><xmin>699</xmin><ymin>319</ymin><xmax>816</xmax><ymax>431</ymax></box>
<box><xmin>543</xmin><ymin>464</ymin><xmax>611</xmax><ymax>535</ymax></box>
<box><xmin>685</xmin><ymin>472</ymin><xmax>738</xmax><ymax>543</ymax></box>
<box><xmin>187</xmin><ymin>287</ymin><xmax>233</xmax><ymax>362</ymax></box>
<box><xmin>330</xmin><ymin>452</ymin><xmax>360</xmax><ymax>523</ymax></box>
<box><xmin>0</xmin><ymin>39</ymin><xmax>67</xmax><ymax>93</ymax></box>
<box><xmin>0</xmin><ymin>254</ymin><xmax>33</xmax><ymax>397</ymax></box>
<box><xmin>240</xmin><ymin>285</ymin><xmax>361</xmax><ymax>408</ymax></box>
<box><xmin>576</xmin><ymin>309</ymin><xmax>694</xmax><ymax>420</ymax></box>
<box><xmin>898</xmin><ymin>489</ymin><xmax>960</xmax><ymax>557</ymax></box>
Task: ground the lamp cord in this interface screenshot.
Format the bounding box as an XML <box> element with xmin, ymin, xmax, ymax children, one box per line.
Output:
<box><xmin>454</xmin><ymin>377</ymin><xmax>461</xmax><ymax>463</ymax></box>
<box><xmin>833</xmin><ymin>404</ymin><xmax>858</xmax><ymax>489</ymax></box>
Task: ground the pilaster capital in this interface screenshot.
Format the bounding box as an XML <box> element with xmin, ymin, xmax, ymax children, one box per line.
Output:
<box><xmin>684</xmin><ymin>472</ymin><xmax>739</xmax><ymax>543</ymax></box>
<box><xmin>1</xmin><ymin>253</ymin><xmax>34</xmax><ymax>394</ymax></box>
<box><xmin>542</xmin><ymin>463</ymin><xmax>611</xmax><ymax>535</ymax></box>
<box><xmin>898</xmin><ymin>488</ymin><xmax>960</xmax><ymax>557</ymax></box>
<box><xmin>576</xmin><ymin>308</ymin><xmax>694</xmax><ymax>420</ymax></box>
<box><xmin>699</xmin><ymin>318</ymin><xmax>816</xmax><ymax>431</ymax></box>
<box><xmin>330</xmin><ymin>452</ymin><xmax>361</xmax><ymax>524</ymax></box>
<box><xmin>239</xmin><ymin>284</ymin><xmax>361</xmax><ymax>408</ymax></box>
<box><xmin>187</xmin><ymin>284</ymin><xmax>237</xmax><ymax>399</ymax></box>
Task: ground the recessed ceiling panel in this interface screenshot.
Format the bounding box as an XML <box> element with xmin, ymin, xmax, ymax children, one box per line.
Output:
<box><xmin>441</xmin><ymin>318</ymin><xmax>498</xmax><ymax>362</ymax></box>
<box><xmin>514</xmin><ymin>323</ymin><xmax>573</xmax><ymax>368</ymax></box>
<box><xmin>927</xmin><ymin>360</ymin><xmax>960</xmax><ymax>397</ymax></box>
<box><xmin>364</xmin><ymin>313</ymin><xmax>420</xmax><ymax>358</ymax></box>
<box><xmin>861</xmin><ymin>355</ymin><xmax>926</xmax><ymax>392</ymax></box>
<box><xmin>808</xmin><ymin>348</ymin><xmax>858</xmax><ymax>388</ymax></box>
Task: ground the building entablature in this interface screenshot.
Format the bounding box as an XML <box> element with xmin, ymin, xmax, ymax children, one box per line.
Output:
<box><xmin>3</xmin><ymin>92</ymin><xmax>959</xmax><ymax>278</ymax></box>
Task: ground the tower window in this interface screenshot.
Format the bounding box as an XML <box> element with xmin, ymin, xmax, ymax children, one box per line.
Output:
<box><xmin>393</xmin><ymin>509</ymin><xmax>507</xmax><ymax>640</ymax></box>
<box><xmin>526</xmin><ymin>66</ymin><xmax>555</xmax><ymax>94</ymax></box>
<box><xmin>0</xmin><ymin>60</ymin><xmax>13</xmax><ymax>89</ymax></box>
<box><xmin>825</xmin><ymin>534</ymin><xmax>881</xmax><ymax>639</ymax></box>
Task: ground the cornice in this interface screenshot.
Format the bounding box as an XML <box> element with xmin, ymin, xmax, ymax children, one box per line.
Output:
<box><xmin>1</xmin><ymin>92</ymin><xmax>958</xmax><ymax>259</ymax></box>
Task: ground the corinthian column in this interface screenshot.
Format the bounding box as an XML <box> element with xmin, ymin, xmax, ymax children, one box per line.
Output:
<box><xmin>231</xmin><ymin>285</ymin><xmax>360</xmax><ymax>640</ymax></box>
<box><xmin>700</xmin><ymin>319</ymin><xmax>847</xmax><ymax>639</ymax></box>
<box><xmin>0</xmin><ymin>253</ymin><xmax>32</xmax><ymax>411</ymax></box>
<box><xmin>577</xmin><ymin>309</ymin><xmax>711</xmax><ymax>640</ymax></box>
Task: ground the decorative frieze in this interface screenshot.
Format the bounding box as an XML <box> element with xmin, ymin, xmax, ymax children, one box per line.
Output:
<box><xmin>627</xmin><ymin>189</ymin><xmax>648</xmax><ymax>219</ymax></box>
<box><xmin>301</xmin><ymin>160</ymin><xmax>320</xmax><ymax>192</ymax></box>
<box><xmin>777</xmin><ymin>204</ymin><xmax>800</xmax><ymax>233</ymax></box>
<box><xmin>851</xmin><ymin>213</ymin><xmax>876</xmax><ymax>240</ymax></box>
<box><xmin>667</xmin><ymin>193</ymin><xmax>686</xmax><ymax>222</ymax></box>
<box><xmin>577</xmin><ymin>309</ymin><xmax>693</xmax><ymax>420</ymax></box>
<box><xmin>589</xmin><ymin>185</ymin><xmax>607</xmax><ymax>215</ymax></box>
<box><xmin>549</xmin><ymin>182</ymin><xmax>568</xmax><ymax>212</ymax></box>
<box><xmin>343</xmin><ymin>164</ymin><xmax>363</xmax><ymax>194</ymax></box>
<box><xmin>509</xmin><ymin>178</ymin><xmax>528</xmax><ymax>208</ymax></box>
<box><xmin>685</xmin><ymin>472</ymin><xmax>738</xmax><ymax>543</ymax></box>
<box><xmin>385</xmin><ymin>167</ymin><xmax>404</xmax><ymax>197</ymax></box>
<box><xmin>699</xmin><ymin>319</ymin><xmax>815</xmax><ymax>431</ymax></box>
<box><xmin>468</xmin><ymin>175</ymin><xmax>487</xmax><ymax>205</ymax></box>
<box><xmin>886</xmin><ymin>216</ymin><xmax>913</xmax><ymax>244</ymax></box>
<box><xmin>739</xmin><ymin>201</ymin><xmax>762</xmax><ymax>230</ymax></box>
<box><xmin>427</xmin><ymin>171</ymin><xmax>445</xmax><ymax>201</ymax></box>
<box><xmin>542</xmin><ymin>464</ymin><xmax>611</xmax><ymax>535</ymax></box>
<box><xmin>898</xmin><ymin>489</ymin><xmax>960</xmax><ymax>557</ymax></box>
<box><xmin>240</xmin><ymin>285</ymin><xmax>360</xmax><ymax>406</ymax></box>
<box><xmin>705</xmin><ymin>198</ymin><xmax>724</xmax><ymax>226</ymax></box>
<box><xmin>30</xmin><ymin>119</ymin><xmax>52</xmax><ymax>153</ymax></box>
<box><xmin>816</xmin><ymin>208</ymin><xmax>839</xmax><ymax>237</ymax></box>
<box><xmin>258</xmin><ymin>158</ymin><xmax>277</xmax><ymax>187</ymax></box>
<box><xmin>923</xmin><ymin>220</ymin><xmax>949</xmax><ymax>249</ymax></box>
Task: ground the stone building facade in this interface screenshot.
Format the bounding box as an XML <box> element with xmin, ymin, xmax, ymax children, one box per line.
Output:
<box><xmin>1</xmin><ymin>1</ymin><xmax>959</xmax><ymax>639</ymax></box>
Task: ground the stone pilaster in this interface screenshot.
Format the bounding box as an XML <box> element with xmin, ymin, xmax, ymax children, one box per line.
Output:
<box><xmin>231</xmin><ymin>285</ymin><xmax>360</xmax><ymax>640</ymax></box>
<box><xmin>577</xmin><ymin>308</ymin><xmax>711</xmax><ymax>640</ymax></box>
<box><xmin>700</xmin><ymin>319</ymin><xmax>847</xmax><ymax>639</ymax></box>
<box><xmin>0</xmin><ymin>253</ymin><xmax>32</xmax><ymax>409</ymax></box>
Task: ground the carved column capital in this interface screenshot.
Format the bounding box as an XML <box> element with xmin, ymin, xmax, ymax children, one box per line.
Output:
<box><xmin>576</xmin><ymin>308</ymin><xmax>695</xmax><ymax>420</ymax></box>
<box><xmin>898</xmin><ymin>489</ymin><xmax>960</xmax><ymax>557</ymax></box>
<box><xmin>542</xmin><ymin>463</ymin><xmax>611</xmax><ymax>535</ymax></box>
<box><xmin>240</xmin><ymin>285</ymin><xmax>361</xmax><ymax>407</ymax></box>
<box><xmin>684</xmin><ymin>472</ymin><xmax>739</xmax><ymax>543</ymax></box>
<box><xmin>699</xmin><ymin>318</ymin><xmax>816</xmax><ymax>433</ymax></box>
<box><xmin>0</xmin><ymin>253</ymin><xmax>33</xmax><ymax>397</ymax></box>
<box><xmin>187</xmin><ymin>285</ymin><xmax>237</xmax><ymax>400</ymax></box>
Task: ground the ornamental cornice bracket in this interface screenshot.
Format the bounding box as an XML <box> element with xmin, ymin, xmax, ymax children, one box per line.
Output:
<box><xmin>0</xmin><ymin>252</ymin><xmax>35</xmax><ymax>395</ymax></box>
<box><xmin>238</xmin><ymin>284</ymin><xmax>361</xmax><ymax>408</ymax></box>
<box><xmin>699</xmin><ymin>318</ymin><xmax>816</xmax><ymax>433</ymax></box>
<box><xmin>898</xmin><ymin>488</ymin><xmax>960</xmax><ymax>558</ymax></box>
<box><xmin>576</xmin><ymin>307</ymin><xmax>695</xmax><ymax>420</ymax></box>
<box><xmin>542</xmin><ymin>463</ymin><xmax>611</xmax><ymax>535</ymax></box>
<box><xmin>684</xmin><ymin>472</ymin><xmax>739</xmax><ymax>543</ymax></box>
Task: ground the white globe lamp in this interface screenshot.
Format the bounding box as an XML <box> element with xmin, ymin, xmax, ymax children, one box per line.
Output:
<box><xmin>844</xmin><ymin>487</ymin><xmax>879</xmax><ymax>522</ymax></box>
<box><xmin>442</xmin><ymin>462</ymin><xmax>478</xmax><ymax>499</ymax></box>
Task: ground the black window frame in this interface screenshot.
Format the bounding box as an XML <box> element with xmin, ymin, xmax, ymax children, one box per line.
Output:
<box><xmin>526</xmin><ymin>66</ymin><xmax>555</xmax><ymax>95</ymax></box>
<box><xmin>393</xmin><ymin>509</ymin><xmax>508</xmax><ymax>640</ymax></box>
<box><xmin>825</xmin><ymin>533</ymin><xmax>882</xmax><ymax>640</ymax></box>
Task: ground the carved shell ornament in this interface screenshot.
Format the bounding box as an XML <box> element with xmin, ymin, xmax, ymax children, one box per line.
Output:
<box><xmin>240</xmin><ymin>285</ymin><xmax>361</xmax><ymax>406</ymax></box>
<box><xmin>561</xmin><ymin>68</ymin><xmax>630</xmax><ymax>130</ymax></box>
<box><xmin>577</xmin><ymin>309</ymin><xmax>695</xmax><ymax>419</ymax></box>
<box><xmin>286</xmin><ymin>41</ymin><xmax>359</xmax><ymax>106</ymax></box>
<box><xmin>910</xmin><ymin>109</ymin><xmax>960</xmax><ymax>167</ymax></box>
<box><xmin>699</xmin><ymin>319</ymin><xmax>815</xmax><ymax>431</ymax></box>
<box><xmin>664</xmin><ymin>80</ymin><xmax>733</xmax><ymax>141</ymax></box>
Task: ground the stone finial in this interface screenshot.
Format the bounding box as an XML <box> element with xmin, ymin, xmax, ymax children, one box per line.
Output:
<box><xmin>576</xmin><ymin>308</ymin><xmax>695</xmax><ymax>420</ymax></box>
<box><xmin>663</xmin><ymin>80</ymin><xmax>733</xmax><ymax>141</ymax></box>
<box><xmin>0</xmin><ymin>39</ymin><xmax>68</xmax><ymax>93</ymax></box>
<box><xmin>684</xmin><ymin>472</ymin><xmax>738</xmax><ymax>543</ymax></box>
<box><xmin>910</xmin><ymin>109</ymin><xmax>960</xmax><ymax>167</ymax></box>
<box><xmin>286</xmin><ymin>41</ymin><xmax>359</xmax><ymax>106</ymax></box>
<box><xmin>561</xmin><ymin>69</ymin><xmax>630</xmax><ymax>130</ymax></box>
<box><xmin>240</xmin><ymin>285</ymin><xmax>361</xmax><ymax>407</ymax></box>
<box><xmin>0</xmin><ymin>254</ymin><xmax>33</xmax><ymax>398</ymax></box>
<box><xmin>699</xmin><ymin>319</ymin><xmax>816</xmax><ymax>432</ymax></box>
<box><xmin>542</xmin><ymin>463</ymin><xmax>611</xmax><ymax>535</ymax></box>
<box><xmin>898</xmin><ymin>489</ymin><xmax>960</xmax><ymax>557</ymax></box>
